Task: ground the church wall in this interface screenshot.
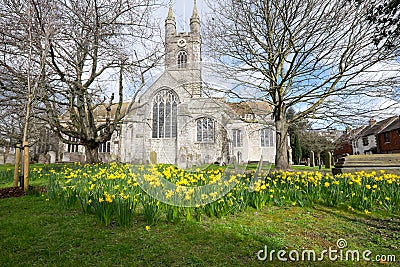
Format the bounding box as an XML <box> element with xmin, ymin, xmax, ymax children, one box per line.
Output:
<box><xmin>228</xmin><ymin>121</ymin><xmax>276</xmax><ymax>164</ymax></box>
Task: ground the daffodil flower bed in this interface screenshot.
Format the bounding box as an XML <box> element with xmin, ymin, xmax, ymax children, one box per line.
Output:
<box><xmin>36</xmin><ymin>163</ymin><xmax>399</xmax><ymax>226</ymax></box>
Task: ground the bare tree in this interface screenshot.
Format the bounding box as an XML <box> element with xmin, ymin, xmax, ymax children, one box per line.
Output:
<box><xmin>0</xmin><ymin>0</ymin><xmax>48</xmax><ymax>148</ymax></box>
<box><xmin>205</xmin><ymin>0</ymin><xmax>399</xmax><ymax>170</ymax></box>
<box><xmin>0</xmin><ymin>0</ymin><xmax>163</xmax><ymax>164</ymax></box>
<box><xmin>0</xmin><ymin>0</ymin><xmax>55</xmax><ymax>189</ymax></box>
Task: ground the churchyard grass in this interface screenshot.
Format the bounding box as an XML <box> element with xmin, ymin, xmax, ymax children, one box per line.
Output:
<box><xmin>1</xmin><ymin>163</ymin><xmax>399</xmax><ymax>266</ymax></box>
<box><xmin>1</xmin><ymin>194</ymin><xmax>399</xmax><ymax>266</ymax></box>
<box><xmin>0</xmin><ymin>164</ymin><xmax>72</xmax><ymax>188</ymax></box>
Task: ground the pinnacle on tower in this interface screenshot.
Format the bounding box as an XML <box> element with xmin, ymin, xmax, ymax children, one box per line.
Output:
<box><xmin>167</xmin><ymin>1</ymin><xmax>175</xmax><ymax>20</ymax></box>
<box><xmin>191</xmin><ymin>0</ymin><xmax>199</xmax><ymax>19</ymax></box>
<box><xmin>190</xmin><ymin>0</ymin><xmax>200</xmax><ymax>33</ymax></box>
<box><xmin>165</xmin><ymin>1</ymin><xmax>176</xmax><ymax>36</ymax></box>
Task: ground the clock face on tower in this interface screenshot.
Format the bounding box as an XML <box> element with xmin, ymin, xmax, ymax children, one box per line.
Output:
<box><xmin>177</xmin><ymin>38</ymin><xmax>187</xmax><ymax>48</ymax></box>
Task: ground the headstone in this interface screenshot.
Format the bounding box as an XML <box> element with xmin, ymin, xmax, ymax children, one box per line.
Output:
<box><xmin>310</xmin><ymin>151</ymin><xmax>315</xmax><ymax>167</ymax></box>
<box><xmin>150</xmin><ymin>151</ymin><xmax>157</xmax><ymax>165</ymax></box>
<box><xmin>325</xmin><ymin>151</ymin><xmax>332</xmax><ymax>169</ymax></box>
<box><xmin>38</xmin><ymin>153</ymin><xmax>50</xmax><ymax>164</ymax></box>
<box><xmin>0</xmin><ymin>153</ymin><xmax>5</xmax><ymax>165</ymax></box>
<box><xmin>5</xmin><ymin>153</ymin><xmax>15</xmax><ymax>165</ymax></box>
<box><xmin>61</xmin><ymin>152</ymin><xmax>70</xmax><ymax>162</ymax></box>
<box><xmin>70</xmin><ymin>153</ymin><xmax>85</xmax><ymax>163</ymax></box>
<box><xmin>307</xmin><ymin>158</ymin><xmax>310</xmax><ymax>166</ymax></box>
<box><xmin>237</xmin><ymin>152</ymin><xmax>242</xmax><ymax>164</ymax></box>
<box><xmin>232</xmin><ymin>155</ymin><xmax>238</xmax><ymax>169</ymax></box>
<box><xmin>47</xmin><ymin>151</ymin><xmax>56</xmax><ymax>164</ymax></box>
<box><xmin>288</xmin><ymin>149</ymin><xmax>293</xmax><ymax>165</ymax></box>
<box><xmin>332</xmin><ymin>154</ymin><xmax>400</xmax><ymax>174</ymax></box>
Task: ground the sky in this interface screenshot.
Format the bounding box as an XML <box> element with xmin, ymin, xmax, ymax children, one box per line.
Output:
<box><xmin>160</xmin><ymin>0</ymin><xmax>208</xmax><ymax>32</ymax></box>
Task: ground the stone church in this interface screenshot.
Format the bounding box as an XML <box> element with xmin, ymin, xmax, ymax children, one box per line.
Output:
<box><xmin>59</xmin><ymin>2</ymin><xmax>278</xmax><ymax>167</ymax></box>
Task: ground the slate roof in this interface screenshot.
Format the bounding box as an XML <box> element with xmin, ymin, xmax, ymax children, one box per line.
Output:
<box><xmin>379</xmin><ymin>116</ymin><xmax>400</xmax><ymax>134</ymax></box>
<box><xmin>358</xmin><ymin>116</ymin><xmax>398</xmax><ymax>137</ymax></box>
<box><xmin>335</xmin><ymin>126</ymin><xmax>365</xmax><ymax>143</ymax></box>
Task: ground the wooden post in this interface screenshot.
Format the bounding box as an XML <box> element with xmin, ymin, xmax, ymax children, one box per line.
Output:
<box><xmin>13</xmin><ymin>144</ymin><xmax>21</xmax><ymax>187</ymax></box>
<box><xmin>23</xmin><ymin>141</ymin><xmax>29</xmax><ymax>191</ymax></box>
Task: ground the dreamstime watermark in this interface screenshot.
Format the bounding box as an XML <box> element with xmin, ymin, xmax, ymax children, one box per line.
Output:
<box><xmin>257</xmin><ymin>239</ymin><xmax>397</xmax><ymax>263</ymax></box>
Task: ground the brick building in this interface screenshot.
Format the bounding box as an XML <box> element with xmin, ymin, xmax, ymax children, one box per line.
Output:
<box><xmin>377</xmin><ymin>116</ymin><xmax>400</xmax><ymax>154</ymax></box>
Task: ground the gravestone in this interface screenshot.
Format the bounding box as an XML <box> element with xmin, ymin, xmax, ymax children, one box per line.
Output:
<box><xmin>332</xmin><ymin>154</ymin><xmax>400</xmax><ymax>174</ymax></box>
<box><xmin>310</xmin><ymin>151</ymin><xmax>315</xmax><ymax>167</ymax></box>
<box><xmin>0</xmin><ymin>153</ymin><xmax>4</xmax><ymax>165</ymax></box>
<box><xmin>325</xmin><ymin>151</ymin><xmax>332</xmax><ymax>169</ymax></box>
<box><xmin>288</xmin><ymin>149</ymin><xmax>293</xmax><ymax>165</ymax></box>
<box><xmin>150</xmin><ymin>151</ymin><xmax>157</xmax><ymax>165</ymax></box>
<box><xmin>5</xmin><ymin>153</ymin><xmax>15</xmax><ymax>165</ymax></box>
<box><xmin>61</xmin><ymin>153</ymin><xmax>70</xmax><ymax>162</ymax></box>
<box><xmin>232</xmin><ymin>155</ymin><xmax>238</xmax><ymax>170</ymax></box>
<box><xmin>38</xmin><ymin>153</ymin><xmax>50</xmax><ymax>164</ymax></box>
<box><xmin>47</xmin><ymin>151</ymin><xmax>56</xmax><ymax>164</ymax></box>
<box><xmin>69</xmin><ymin>153</ymin><xmax>85</xmax><ymax>163</ymax></box>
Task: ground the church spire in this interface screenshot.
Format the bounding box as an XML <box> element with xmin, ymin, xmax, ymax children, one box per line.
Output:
<box><xmin>167</xmin><ymin>1</ymin><xmax>174</xmax><ymax>20</ymax></box>
<box><xmin>165</xmin><ymin>1</ymin><xmax>176</xmax><ymax>37</ymax></box>
<box><xmin>191</xmin><ymin>0</ymin><xmax>199</xmax><ymax>19</ymax></box>
<box><xmin>190</xmin><ymin>0</ymin><xmax>200</xmax><ymax>33</ymax></box>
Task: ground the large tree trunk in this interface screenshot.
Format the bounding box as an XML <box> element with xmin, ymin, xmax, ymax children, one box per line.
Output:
<box><xmin>275</xmin><ymin>116</ymin><xmax>290</xmax><ymax>171</ymax></box>
<box><xmin>85</xmin><ymin>145</ymin><xmax>100</xmax><ymax>164</ymax></box>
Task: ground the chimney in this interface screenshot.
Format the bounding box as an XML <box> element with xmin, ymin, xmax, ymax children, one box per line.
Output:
<box><xmin>369</xmin><ymin>117</ymin><xmax>376</xmax><ymax>126</ymax></box>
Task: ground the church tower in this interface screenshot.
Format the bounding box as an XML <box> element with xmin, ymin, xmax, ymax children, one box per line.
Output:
<box><xmin>165</xmin><ymin>1</ymin><xmax>202</xmax><ymax>97</ymax></box>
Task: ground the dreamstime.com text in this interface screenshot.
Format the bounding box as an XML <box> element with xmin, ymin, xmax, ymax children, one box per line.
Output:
<box><xmin>257</xmin><ymin>239</ymin><xmax>396</xmax><ymax>263</ymax></box>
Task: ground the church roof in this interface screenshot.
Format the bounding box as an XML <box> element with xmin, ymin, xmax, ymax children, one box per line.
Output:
<box><xmin>92</xmin><ymin>102</ymin><xmax>130</xmax><ymax>120</ymax></box>
<box><xmin>226</xmin><ymin>101</ymin><xmax>272</xmax><ymax>117</ymax></box>
<box><xmin>60</xmin><ymin>102</ymin><xmax>130</xmax><ymax>121</ymax></box>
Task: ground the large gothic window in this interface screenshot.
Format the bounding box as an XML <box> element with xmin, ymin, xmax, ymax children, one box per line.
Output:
<box><xmin>152</xmin><ymin>90</ymin><xmax>178</xmax><ymax>138</ymax></box>
<box><xmin>196</xmin><ymin>117</ymin><xmax>215</xmax><ymax>142</ymax></box>
<box><xmin>260</xmin><ymin>128</ymin><xmax>274</xmax><ymax>147</ymax></box>
<box><xmin>177</xmin><ymin>50</ymin><xmax>187</xmax><ymax>68</ymax></box>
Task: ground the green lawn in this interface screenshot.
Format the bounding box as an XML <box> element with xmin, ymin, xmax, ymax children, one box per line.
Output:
<box><xmin>0</xmin><ymin>164</ymin><xmax>398</xmax><ymax>266</ymax></box>
<box><xmin>0</xmin><ymin>163</ymin><xmax>72</xmax><ymax>188</ymax></box>
<box><xmin>0</xmin><ymin>194</ymin><xmax>398</xmax><ymax>266</ymax></box>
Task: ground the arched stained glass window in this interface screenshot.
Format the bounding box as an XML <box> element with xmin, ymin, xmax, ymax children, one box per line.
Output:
<box><xmin>177</xmin><ymin>50</ymin><xmax>187</xmax><ymax>68</ymax></box>
<box><xmin>152</xmin><ymin>90</ymin><xmax>178</xmax><ymax>138</ymax></box>
<box><xmin>196</xmin><ymin>117</ymin><xmax>215</xmax><ymax>142</ymax></box>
